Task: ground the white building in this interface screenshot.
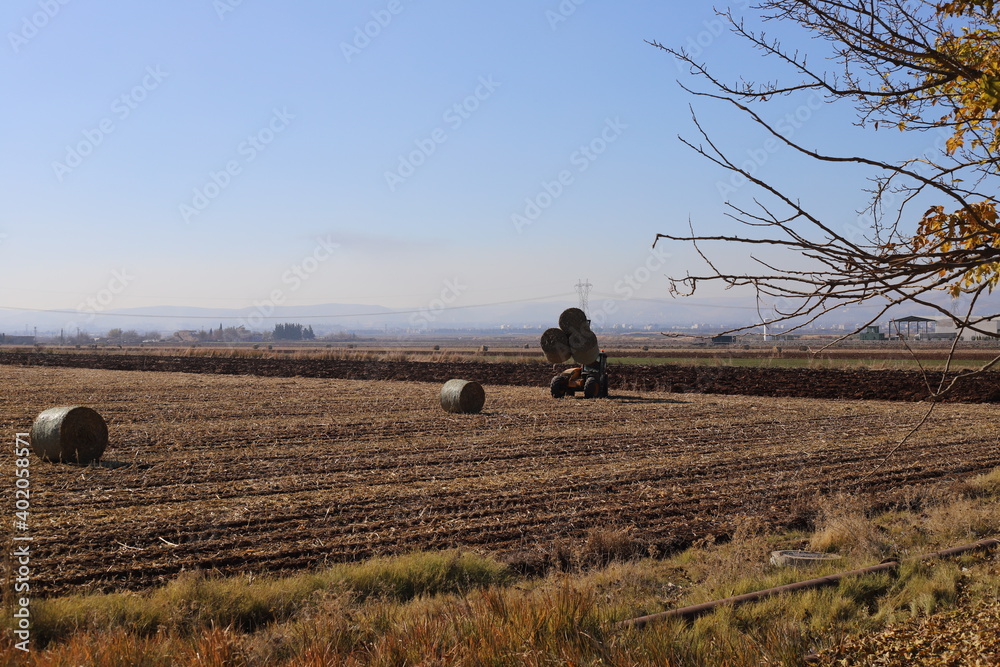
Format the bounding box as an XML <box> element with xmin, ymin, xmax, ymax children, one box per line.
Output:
<box><xmin>933</xmin><ymin>316</ymin><xmax>1000</xmax><ymax>340</ymax></box>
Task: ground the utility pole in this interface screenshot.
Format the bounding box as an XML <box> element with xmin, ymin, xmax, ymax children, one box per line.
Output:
<box><xmin>575</xmin><ymin>278</ymin><xmax>592</xmax><ymax>315</ymax></box>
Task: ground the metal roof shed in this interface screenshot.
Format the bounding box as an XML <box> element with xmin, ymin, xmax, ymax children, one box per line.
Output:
<box><xmin>888</xmin><ymin>316</ymin><xmax>936</xmax><ymax>339</ymax></box>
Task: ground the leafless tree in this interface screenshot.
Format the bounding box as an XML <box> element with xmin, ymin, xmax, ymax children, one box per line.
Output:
<box><xmin>652</xmin><ymin>0</ymin><xmax>1000</xmax><ymax>352</ymax></box>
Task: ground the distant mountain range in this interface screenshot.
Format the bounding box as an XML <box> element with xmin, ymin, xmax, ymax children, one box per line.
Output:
<box><xmin>5</xmin><ymin>291</ymin><xmax>999</xmax><ymax>337</ymax></box>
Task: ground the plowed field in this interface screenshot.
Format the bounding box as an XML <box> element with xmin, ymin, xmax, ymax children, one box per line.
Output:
<box><xmin>4</xmin><ymin>350</ymin><xmax>1000</xmax><ymax>402</ymax></box>
<box><xmin>2</xmin><ymin>365</ymin><xmax>999</xmax><ymax>597</ymax></box>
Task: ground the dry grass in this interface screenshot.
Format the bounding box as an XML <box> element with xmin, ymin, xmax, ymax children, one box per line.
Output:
<box><xmin>674</xmin><ymin>515</ymin><xmax>776</xmax><ymax>603</ymax></box>
<box><xmin>578</xmin><ymin>525</ymin><xmax>644</xmax><ymax>567</ymax></box>
<box><xmin>809</xmin><ymin>493</ymin><xmax>894</xmax><ymax>560</ymax></box>
<box><xmin>964</xmin><ymin>465</ymin><xmax>1000</xmax><ymax>497</ymax></box>
<box><xmin>2</xmin><ymin>365</ymin><xmax>999</xmax><ymax>664</ymax></box>
<box><xmin>2</xmin><ymin>491</ymin><xmax>998</xmax><ymax>665</ymax></box>
<box><xmin>923</xmin><ymin>497</ymin><xmax>1000</xmax><ymax>542</ymax></box>
<box><xmin>6</xmin><ymin>530</ymin><xmax>993</xmax><ymax>664</ymax></box>
<box><xmin>24</xmin><ymin>551</ymin><xmax>511</xmax><ymax>647</ymax></box>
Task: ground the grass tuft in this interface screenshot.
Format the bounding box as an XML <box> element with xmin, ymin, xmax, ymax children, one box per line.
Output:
<box><xmin>578</xmin><ymin>525</ymin><xmax>643</xmax><ymax>566</ymax></box>
<box><xmin>964</xmin><ymin>466</ymin><xmax>1000</xmax><ymax>497</ymax></box>
<box><xmin>27</xmin><ymin>550</ymin><xmax>509</xmax><ymax>648</ymax></box>
<box><xmin>325</xmin><ymin>550</ymin><xmax>513</xmax><ymax>601</ymax></box>
<box><xmin>808</xmin><ymin>494</ymin><xmax>892</xmax><ymax>560</ymax></box>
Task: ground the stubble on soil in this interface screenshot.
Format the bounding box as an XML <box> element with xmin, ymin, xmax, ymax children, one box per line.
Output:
<box><xmin>1</xmin><ymin>365</ymin><xmax>998</xmax><ymax>597</ymax></box>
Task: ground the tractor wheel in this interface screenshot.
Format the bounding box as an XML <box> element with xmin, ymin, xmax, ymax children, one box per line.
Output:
<box><xmin>584</xmin><ymin>376</ymin><xmax>599</xmax><ymax>399</ymax></box>
<box><xmin>550</xmin><ymin>375</ymin><xmax>569</xmax><ymax>398</ymax></box>
<box><xmin>599</xmin><ymin>375</ymin><xmax>609</xmax><ymax>398</ymax></box>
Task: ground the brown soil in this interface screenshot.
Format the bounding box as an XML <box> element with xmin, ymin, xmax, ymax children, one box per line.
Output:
<box><xmin>2</xmin><ymin>350</ymin><xmax>1000</xmax><ymax>402</ymax></box>
<box><xmin>2</xmin><ymin>366</ymin><xmax>999</xmax><ymax>597</ymax></box>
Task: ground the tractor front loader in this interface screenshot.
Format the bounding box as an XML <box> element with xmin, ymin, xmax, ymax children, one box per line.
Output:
<box><xmin>550</xmin><ymin>351</ymin><xmax>609</xmax><ymax>399</ymax></box>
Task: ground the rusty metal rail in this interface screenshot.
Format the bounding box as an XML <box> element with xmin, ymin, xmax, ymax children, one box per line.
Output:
<box><xmin>618</xmin><ymin>537</ymin><xmax>1000</xmax><ymax>630</ymax></box>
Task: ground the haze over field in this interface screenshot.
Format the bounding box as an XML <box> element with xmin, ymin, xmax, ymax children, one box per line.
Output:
<box><xmin>1</xmin><ymin>1</ymin><xmax>961</xmax><ymax>333</ymax></box>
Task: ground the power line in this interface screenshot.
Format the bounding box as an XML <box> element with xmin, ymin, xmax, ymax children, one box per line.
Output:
<box><xmin>589</xmin><ymin>293</ymin><xmax>770</xmax><ymax>310</ymax></box>
<box><xmin>0</xmin><ymin>281</ymin><xmax>571</xmax><ymax>303</ymax></box>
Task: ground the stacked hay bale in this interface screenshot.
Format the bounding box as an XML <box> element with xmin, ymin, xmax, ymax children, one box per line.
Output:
<box><xmin>558</xmin><ymin>308</ymin><xmax>599</xmax><ymax>364</ymax></box>
<box><xmin>540</xmin><ymin>308</ymin><xmax>599</xmax><ymax>364</ymax></box>
<box><xmin>540</xmin><ymin>328</ymin><xmax>572</xmax><ymax>363</ymax></box>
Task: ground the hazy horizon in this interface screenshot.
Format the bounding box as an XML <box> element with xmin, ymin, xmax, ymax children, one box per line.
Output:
<box><xmin>2</xmin><ymin>1</ymin><xmax>958</xmax><ymax>332</ymax></box>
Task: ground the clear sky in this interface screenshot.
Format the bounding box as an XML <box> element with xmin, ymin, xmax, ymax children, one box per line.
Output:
<box><xmin>0</xmin><ymin>0</ymin><xmax>921</xmax><ymax>325</ymax></box>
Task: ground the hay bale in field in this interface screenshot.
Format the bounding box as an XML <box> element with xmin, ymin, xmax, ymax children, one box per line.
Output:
<box><xmin>557</xmin><ymin>308</ymin><xmax>599</xmax><ymax>363</ymax></box>
<box><xmin>558</xmin><ymin>308</ymin><xmax>589</xmax><ymax>335</ymax></box>
<box><xmin>440</xmin><ymin>379</ymin><xmax>486</xmax><ymax>414</ymax></box>
<box><xmin>29</xmin><ymin>406</ymin><xmax>108</xmax><ymax>464</ymax></box>
<box><xmin>540</xmin><ymin>328</ymin><xmax>572</xmax><ymax>364</ymax></box>
<box><xmin>569</xmin><ymin>328</ymin><xmax>599</xmax><ymax>364</ymax></box>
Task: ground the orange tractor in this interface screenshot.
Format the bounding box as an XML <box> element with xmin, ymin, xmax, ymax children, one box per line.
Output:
<box><xmin>549</xmin><ymin>351</ymin><xmax>609</xmax><ymax>399</ymax></box>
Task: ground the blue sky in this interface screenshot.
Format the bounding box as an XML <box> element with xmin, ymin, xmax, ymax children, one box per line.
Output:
<box><xmin>0</xmin><ymin>0</ymin><xmax>923</xmax><ymax>327</ymax></box>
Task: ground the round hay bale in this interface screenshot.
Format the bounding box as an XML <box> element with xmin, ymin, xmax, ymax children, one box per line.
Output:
<box><xmin>558</xmin><ymin>308</ymin><xmax>589</xmax><ymax>335</ymax></box>
<box><xmin>569</xmin><ymin>328</ymin><xmax>599</xmax><ymax>364</ymax></box>
<box><xmin>29</xmin><ymin>406</ymin><xmax>108</xmax><ymax>464</ymax></box>
<box><xmin>558</xmin><ymin>308</ymin><xmax>599</xmax><ymax>363</ymax></box>
<box><xmin>540</xmin><ymin>328</ymin><xmax>572</xmax><ymax>364</ymax></box>
<box><xmin>440</xmin><ymin>379</ymin><xmax>486</xmax><ymax>414</ymax></box>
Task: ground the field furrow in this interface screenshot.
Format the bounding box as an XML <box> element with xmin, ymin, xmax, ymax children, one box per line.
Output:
<box><xmin>1</xmin><ymin>365</ymin><xmax>998</xmax><ymax>596</ymax></box>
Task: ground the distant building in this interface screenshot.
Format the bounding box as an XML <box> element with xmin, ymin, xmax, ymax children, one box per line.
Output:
<box><xmin>858</xmin><ymin>326</ymin><xmax>885</xmax><ymax>341</ymax></box>
<box><xmin>933</xmin><ymin>317</ymin><xmax>1000</xmax><ymax>341</ymax></box>
<box><xmin>888</xmin><ymin>316</ymin><xmax>936</xmax><ymax>339</ymax></box>
<box><xmin>0</xmin><ymin>334</ymin><xmax>35</xmax><ymax>345</ymax></box>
